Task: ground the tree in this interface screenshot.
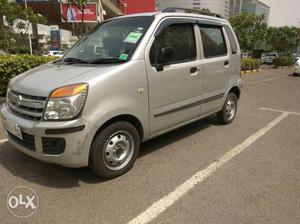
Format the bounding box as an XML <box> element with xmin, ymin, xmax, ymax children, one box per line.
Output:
<box><xmin>266</xmin><ymin>26</ymin><xmax>300</xmax><ymax>53</ymax></box>
<box><xmin>0</xmin><ymin>0</ymin><xmax>45</xmax><ymax>53</ymax></box>
<box><xmin>185</xmin><ymin>8</ymin><xmax>216</xmax><ymax>16</ymax></box>
<box><xmin>229</xmin><ymin>13</ymin><xmax>267</xmax><ymax>52</ymax></box>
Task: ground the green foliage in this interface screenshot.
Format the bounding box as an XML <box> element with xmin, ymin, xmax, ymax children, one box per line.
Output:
<box><xmin>273</xmin><ymin>56</ymin><xmax>293</xmax><ymax>67</ymax></box>
<box><xmin>229</xmin><ymin>13</ymin><xmax>267</xmax><ymax>52</ymax></box>
<box><xmin>0</xmin><ymin>0</ymin><xmax>45</xmax><ymax>53</ymax></box>
<box><xmin>266</xmin><ymin>26</ymin><xmax>300</xmax><ymax>53</ymax></box>
<box><xmin>241</xmin><ymin>58</ymin><xmax>262</xmax><ymax>71</ymax></box>
<box><xmin>0</xmin><ymin>55</ymin><xmax>57</xmax><ymax>96</ymax></box>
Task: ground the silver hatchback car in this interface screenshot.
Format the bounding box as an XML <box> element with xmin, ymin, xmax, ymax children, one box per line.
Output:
<box><xmin>1</xmin><ymin>8</ymin><xmax>242</xmax><ymax>179</ymax></box>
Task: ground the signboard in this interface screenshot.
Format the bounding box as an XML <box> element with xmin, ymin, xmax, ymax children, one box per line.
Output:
<box><xmin>50</xmin><ymin>29</ymin><xmax>61</xmax><ymax>50</ymax></box>
<box><xmin>16</xmin><ymin>0</ymin><xmax>57</xmax><ymax>3</ymax></box>
<box><xmin>60</xmin><ymin>3</ymin><xmax>97</xmax><ymax>22</ymax></box>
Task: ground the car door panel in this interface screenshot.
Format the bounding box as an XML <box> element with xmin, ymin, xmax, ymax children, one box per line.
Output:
<box><xmin>145</xmin><ymin>21</ymin><xmax>203</xmax><ymax>135</ymax></box>
<box><xmin>198</xmin><ymin>25</ymin><xmax>231</xmax><ymax>115</ymax></box>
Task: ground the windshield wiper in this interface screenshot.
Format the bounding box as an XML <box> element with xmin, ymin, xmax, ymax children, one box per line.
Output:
<box><xmin>63</xmin><ymin>57</ymin><xmax>89</xmax><ymax>64</ymax></box>
<box><xmin>87</xmin><ymin>58</ymin><xmax>126</xmax><ymax>64</ymax></box>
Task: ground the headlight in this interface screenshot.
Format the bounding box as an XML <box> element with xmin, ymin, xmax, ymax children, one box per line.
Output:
<box><xmin>44</xmin><ymin>83</ymin><xmax>88</xmax><ymax>120</ymax></box>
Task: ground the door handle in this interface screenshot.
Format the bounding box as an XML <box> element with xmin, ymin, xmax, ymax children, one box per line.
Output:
<box><xmin>224</xmin><ymin>61</ymin><xmax>230</xmax><ymax>67</ymax></box>
<box><xmin>190</xmin><ymin>67</ymin><xmax>198</xmax><ymax>74</ymax></box>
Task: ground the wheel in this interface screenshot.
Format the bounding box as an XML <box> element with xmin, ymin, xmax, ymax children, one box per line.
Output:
<box><xmin>89</xmin><ymin>121</ymin><xmax>140</xmax><ymax>179</ymax></box>
<box><xmin>217</xmin><ymin>92</ymin><xmax>238</xmax><ymax>124</ymax></box>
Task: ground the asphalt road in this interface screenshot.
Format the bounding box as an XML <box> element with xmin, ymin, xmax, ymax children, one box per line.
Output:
<box><xmin>0</xmin><ymin>68</ymin><xmax>299</xmax><ymax>224</ymax></box>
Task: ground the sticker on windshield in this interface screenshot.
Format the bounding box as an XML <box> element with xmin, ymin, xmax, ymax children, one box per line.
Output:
<box><xmin>119</xmin><ymin>53</ymin><xmax>128</xmax><ymax>61</ymax></box>
<box><xmin>124</xmin><ymin>32</ymin><xmax>143</xmax><ymax>44</ymax></box>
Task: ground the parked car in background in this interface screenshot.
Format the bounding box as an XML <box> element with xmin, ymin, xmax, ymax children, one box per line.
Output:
<box><xmin>241</xmin><ymin>52</ymin><xmax>249</xmax><ymax>58</ymax></box>
<box><xmin>264</xmin><ymin>52</ymin><xmax>278</xmax><ymax>64</ymax></box>
<box><xmin>293</xmin><ymin>58</ymin><xmax>300</xmax><ymax>76</ymax></box>
<box><xmin>43</xmin><ymin>50</ymin><xmax>64</xmax><ymax>58</ymax></box>
<box><xmin>261</xmin><ymin>53</ymin><xmax>266</xmax><ymax>63</ymax></box>
<box><xmin>291</xmin><ymin>53</ymin><xmax>300</xmax><ymax>64</ymax></box>
<box><xmin>1</xmin><ymin>9</ymin><xmax>242</xmax><ymax>179</ymax></box>
<box><xmin>0</xmin><ymin>50</ymin><xmax>7</xmax><ymax>56</ymax></box>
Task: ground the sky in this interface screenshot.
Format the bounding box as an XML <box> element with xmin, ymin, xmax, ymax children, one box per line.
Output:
<box><xmin>260</xmin><ymin>0</ymin><xmax>300</xmax><ymax>27</ymax></box>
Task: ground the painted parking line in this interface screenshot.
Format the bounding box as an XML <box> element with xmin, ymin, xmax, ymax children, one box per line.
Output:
<box><xmin>248</xmin><ymin>75</ymin><xmax>287</xmax><ymax>84</ymax></box>
<box><xmin>260</xmin><ymin>107</ymin><xmax>300</xmax><ymax>116</ymax></box>
<box><xmin>128</xmin><ymin>112</ymin><xmax>289</xmax><ymax>224</ymax></box>
<box><xmin>0</xmin><ymin>138</ymin><xmax>8</xmax><ymax>143</ymax></box>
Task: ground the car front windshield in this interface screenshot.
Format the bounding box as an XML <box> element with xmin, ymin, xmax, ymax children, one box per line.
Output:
<box><xmin>63</xmin><ymin>16</ymin><xmax>154</xmax><ymax>64</ymax></box>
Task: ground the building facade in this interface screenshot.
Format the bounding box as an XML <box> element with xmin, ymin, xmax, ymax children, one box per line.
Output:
<box><xmin>156</xmin><ymin>0</ymin><xmax>230</xmax><ymax>18</ymax></box>
<box><xmin>230</xmin><ymin>0</ymin><xmax>270</xmax><ymax>22</ymax></box>
<box><xmin>230</xmin><ymin>0</ymin><xmax>243</xmax><ymax>16</ymax></box>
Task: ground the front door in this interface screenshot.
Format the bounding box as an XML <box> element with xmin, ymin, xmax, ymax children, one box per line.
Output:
<box><xmin>145</xmin><ymin>21</ymin><xmax>203</xmax><ymax>135</ymax></box>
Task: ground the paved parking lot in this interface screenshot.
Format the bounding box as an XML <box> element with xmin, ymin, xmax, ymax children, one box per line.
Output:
<box><xmin>0</xmin><ymin>68</ymin><xmax>299</xmax><ymax>224</ymax></box>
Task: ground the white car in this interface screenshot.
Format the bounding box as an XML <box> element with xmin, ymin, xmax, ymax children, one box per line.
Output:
<box><xmin>293</xmin><ymin>58</ymin><xmax>300</xmax><ymax>76</ymax></box>
<box><xmin>43</xmin><ymin>50</ymin><xmax>64</xmax><ymax>58</ymax></box>
<box><xmin>264</xmin><ymin>52</ymin><xmax>278</xmax><ymax>64</ymax></box>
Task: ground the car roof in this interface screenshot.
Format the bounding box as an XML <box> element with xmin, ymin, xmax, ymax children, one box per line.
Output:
<box><xmin>113</xmin><ymin>11</ymin><xmax>227</xmax><ymax>24</ymax></box>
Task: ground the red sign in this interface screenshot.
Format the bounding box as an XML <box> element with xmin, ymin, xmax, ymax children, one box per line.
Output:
<box><xmin>61</xmin><ymin>3</ymin><xmax>97</xmax><ymax>22</ymax></box>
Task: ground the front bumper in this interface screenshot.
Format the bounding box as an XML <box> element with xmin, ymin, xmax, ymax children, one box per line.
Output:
<box><xmin>0</xmin><ymin>103</ymin><xmax>97</xmax><ymax>167</ymax></box>
<box><xmin>293</xmin><ymin>66</ymin><xmax>300</xmax><ymax>74</ymax></box>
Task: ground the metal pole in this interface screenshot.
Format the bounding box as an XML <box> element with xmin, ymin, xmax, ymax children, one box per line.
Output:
<box><xmin>24</xmin><ymin>0</ymin><xmax>33</xmax><ymax>54</ymax></box>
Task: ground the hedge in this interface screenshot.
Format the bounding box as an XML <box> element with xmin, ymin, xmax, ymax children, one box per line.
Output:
<box><xmin>241</xmin><ymin>58</ymin><xmax>262</xmax><ymax>71</ymax></box>
<box><xmin>0</xmin><ymin>55</ymin><xmax>57</xmax><ymax>96</ymax></box>
<box><xmin>273</xmin><ymin>56</ymin><xmax>293</xmax><ymax>67</ymax></box>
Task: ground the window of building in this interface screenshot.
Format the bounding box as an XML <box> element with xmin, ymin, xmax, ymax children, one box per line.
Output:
<box><xmin>199</xmin><ymin>26</ymin><xmax>227</xmax><ymax>58</ymax></box>
<box><xmin>150</xmin><ymin>24</ymin><xmax>196</xmax><ymax>65</ymax></box>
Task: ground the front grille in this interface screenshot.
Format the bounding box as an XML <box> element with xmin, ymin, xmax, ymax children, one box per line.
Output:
<box><xmin>7</xmin><ymin>90</ymin><xmax>47</xmax><ymax>121</ymax></box>
<box><xmin>7</xmin><ymin>131</ymin><xmax>36</xmax><ymax>151</ymax></box>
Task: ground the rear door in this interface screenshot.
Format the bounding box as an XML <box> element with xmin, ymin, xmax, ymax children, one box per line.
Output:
<box><xmin>198</xmin><ymin>24</ymin><xmax>231</xmax><ymax>115</ymax></box>
<box><xmin>145</xmin><ymin>19</ymin><xmax>203</xmax><ymax>135</ymax></box>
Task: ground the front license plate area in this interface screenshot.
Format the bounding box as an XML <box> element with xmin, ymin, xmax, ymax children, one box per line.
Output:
<box><xmin>3</xmin><ymin>119</ymin><xmax>22</xmax><ymax>140</ymax></box>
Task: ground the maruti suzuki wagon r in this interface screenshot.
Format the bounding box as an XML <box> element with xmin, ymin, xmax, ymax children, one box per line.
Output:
<box><xmin>1</xmin><ymin>8</ymin><xmax>242</xmax><ymax>179</ymax></box>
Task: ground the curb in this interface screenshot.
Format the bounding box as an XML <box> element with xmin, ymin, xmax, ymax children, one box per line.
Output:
<box><xmin>241</xmin><ymin>69</ymin><xmax>263</xmax><ymax>75</ymax></box>
<box><xmin>277</xmin><ymin>66</ymin><xmax>293</xmax><ymax>69</ymax></box>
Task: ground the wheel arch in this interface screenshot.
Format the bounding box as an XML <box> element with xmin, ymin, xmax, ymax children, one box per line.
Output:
<box><xmin>92</xmin><ymin>114</ymin><xmax>144</xmax><ymax>143</ymax></box>
<box><xmin>228</xmin><ymin>86</ymin><xmax>241</xmax><ymax>100</ymax></box>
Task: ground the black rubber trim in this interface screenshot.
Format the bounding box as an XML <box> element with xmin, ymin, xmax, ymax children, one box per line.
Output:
<box><xmin>154</xmin><ymin>93</ymin><xmax>224</xmax><ymax>117</ymax></box>
<box><xmin>154</xmin><ymin>18</ymin><xmax>198</xmax><ymax>37</ymax></box>
<box><xmin>45</xmin><ymin>125</ymin><xmax>85</xmax><ymax>135</ymax></box>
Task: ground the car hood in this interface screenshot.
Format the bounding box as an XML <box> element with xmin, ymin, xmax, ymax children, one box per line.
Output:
<box><xmin>9</xmin><ymin>62</ymin><xmax>120</xmax><ymax>97</ymax></box>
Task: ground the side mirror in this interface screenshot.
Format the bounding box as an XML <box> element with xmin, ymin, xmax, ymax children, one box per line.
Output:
<box><xmin>155</xmin><ymin>47</ymin><xmax>175</xmax><ymax>71</ymax></box>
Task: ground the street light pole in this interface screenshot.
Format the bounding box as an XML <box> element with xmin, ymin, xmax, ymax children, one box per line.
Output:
<box><xmin>24</xmin><ymin>0</ymin><xmax>33</xmax><ymax>54</ymax></box>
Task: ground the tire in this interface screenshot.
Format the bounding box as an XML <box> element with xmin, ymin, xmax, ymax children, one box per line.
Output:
<box><xmin>89</xmin><ymin>121</ymin><xmax>140</xmax><ymax>179</ymax></box>
<box><xmin>217</xmin><ymin>92</ymin><xmax>238</xmax><ymax>125</ymax></box>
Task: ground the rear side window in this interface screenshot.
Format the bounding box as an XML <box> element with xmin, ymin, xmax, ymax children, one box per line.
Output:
<box><xmin>150</xmin><ymin>24</ymin><xmax>196</xmax><ymax>65</ymax></box>
<box><xmin>199</xmin><ymin>26</ymin><xmax>227</xmax><ymax>58</ymax></box>
<box><xmin>225</xmin><ymin>26</ymin><xmax>238</xmax><ymax>54</ymax></box>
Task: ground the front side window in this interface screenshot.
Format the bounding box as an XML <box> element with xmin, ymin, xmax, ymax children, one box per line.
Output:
<box><xmin>150</xmin><ymin>23</ymin><xmax>196</xmax><ymax>65</ymax></box>
<box><xmin>199</xmin><ymin>26</ymin><xmax>227</xmax><ymax>58</ymax></box>
<box><xmin>63</xmin><ymin>16</ymin><xmax>154</xmax><ymax>64</ymax></box>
